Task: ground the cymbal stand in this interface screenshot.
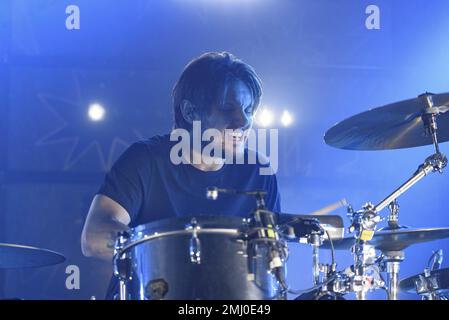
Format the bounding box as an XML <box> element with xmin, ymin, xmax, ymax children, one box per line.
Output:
<box><xmin>347</xmin><ymin>202</ymin><xmax>382</xmax><ymax>300</ymax></box>
<box><xmin>311</xmin><ymin>231</ymin><xmax>322</xmax><ymax>286</ymax></box>
<box><xmin>382</xmin><ymin>250</ymin><xmax>405</xmax><ymax>300</ymax></box>
<box><xmin>374</xmin><ymin>93</ymin><xmax>447</xmax><ymax>214</ymax></box>
<box><xmin>347</xmin><ymin>93</ymin><xmax>448</xmax><ymax>300</ymax></box>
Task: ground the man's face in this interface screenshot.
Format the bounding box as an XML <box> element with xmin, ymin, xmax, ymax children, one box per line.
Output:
<box><xmin>200</xmin><ymin>79</ymin><xmax>255</xmax><ymax>155</ymax></box>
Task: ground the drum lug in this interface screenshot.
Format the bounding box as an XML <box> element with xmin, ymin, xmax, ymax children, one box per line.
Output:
<box><xmin>113</xmin><ymin>231</ymin><xmax>132</xmax><ymax>300</ymax></box>
<box><xmin>185</xmin><ymin>218</ymin><xmax>201</xmax><ymax>264</ymax></box>
<box><xmin>113</xmin><ymin>231</ymin><xmax>131</xmax><ymax>279</ymax></box>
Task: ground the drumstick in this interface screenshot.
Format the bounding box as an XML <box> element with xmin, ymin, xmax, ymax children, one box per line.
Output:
<box><xmin>308</xmin><ymin>198</ymin><xmax>348</xmax><ymax>216</ymax></box>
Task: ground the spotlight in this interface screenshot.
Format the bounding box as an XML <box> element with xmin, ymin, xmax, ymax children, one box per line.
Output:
<box><xmin>255</xmin><ymin>108</ymin><xmax>274</xmax><ymax>127</ymax></box>
<box><xmin>280</xmin><ymin>110</ymin><xmax>293</xmax><ymax>127</ymax></box>
<box><xmin>88</xmin><ymin>103</ymin><xmax>105</xmax><ymax>121</ymax></box>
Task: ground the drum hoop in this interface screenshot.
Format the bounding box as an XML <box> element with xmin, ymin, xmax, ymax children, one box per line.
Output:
<box><xmin>121</xmin><ymin>228</ymin><xmax>242</xmax><ymax>253</ymax></box>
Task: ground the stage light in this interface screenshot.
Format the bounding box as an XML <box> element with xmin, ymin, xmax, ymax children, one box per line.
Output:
<box><xmin>88</xmin><ymin>103</ymin><xmax>105</xmax><ymax>121</ymax></box>
<box><xmin>255</xmin><ymin>108</ymin><xmax>274</xmax><ymax>127</ymax></box>
<box><xmin>280</xmin><ymin>110</ymin><xmax>293</xmax><ymax>127</ymax></box>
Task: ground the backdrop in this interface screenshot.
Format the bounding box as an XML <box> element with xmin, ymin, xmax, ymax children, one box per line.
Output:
<box><xmin>1</xmin><ymin>0</ymin><xmax>448</xmax><ymax>299</ymax></box>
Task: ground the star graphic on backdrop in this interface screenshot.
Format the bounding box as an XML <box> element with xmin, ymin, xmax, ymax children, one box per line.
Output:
<box><xmin>35</xmin><ymin>71</ymin><xmax>147</xmax><ymax>171</ymax></box>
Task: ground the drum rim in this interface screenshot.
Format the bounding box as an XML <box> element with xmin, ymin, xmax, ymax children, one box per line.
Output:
<box><xmin>121</xmin><ymin>215</ymin><xmax>248</xmax><ymax>253</ymax></box>
<box><xmin>131</xmin><ymin>215</ymin><xmax>247</xmax><ymax>232</ymax></box>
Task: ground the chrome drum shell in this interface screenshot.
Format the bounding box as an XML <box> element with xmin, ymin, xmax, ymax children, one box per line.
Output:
<box><xmin>115</xmin><ymin>215</ymin><xmax>286</xmax><ymax>300</ymax></box>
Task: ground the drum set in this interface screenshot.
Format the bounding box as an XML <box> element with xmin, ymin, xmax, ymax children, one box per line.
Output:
<box><xmin>2</xmin><ymin>92</ymin><xmax>449</xmax><ymax>300</ymax></box>
<box><xmin>110</xmin><ymin>92</ymin><xmax>449</xmax><ymax>300</ymax></box>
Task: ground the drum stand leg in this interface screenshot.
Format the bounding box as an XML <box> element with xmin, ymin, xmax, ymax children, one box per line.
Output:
<box><xmin>352</xmin><ymin>243</ymin><xmax>376</xmax><ymax>300</ymax></box>
<box><xmin>356</xmin><ymin>291</ymin><xmax>366</xmax><ymax>301</ymax></box>
<box><xmin>311</xmin><ymin>234</ymin><xmax>321</xmax><ymax>286</ymax></box>
<box><xmin>119</xmin><ymin>279</ymin><xmax>128</xmax><ymax>300</ymax></box>
<box><xmin>114</xmin><ymin>231</ymin><xmax>130</xmax><ymax>300</ymax></box>
<box><xmin>384</xmin><ymin>251</ymin><xmax>404</xmax><ymax>300</ymax></box>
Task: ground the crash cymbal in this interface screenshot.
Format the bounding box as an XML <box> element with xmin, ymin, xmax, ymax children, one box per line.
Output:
<box><xmin>324</xmin><ymin>92</ymin><xmax>449</xmax><ymax>150</ymax></box>
<box><xmin>400</xmin><ymin>267</ymin><xmax>449</xmax><ymax>294</ymax></box>
<box><xmin>321</xmin><ymin>227</ymin><xmax>449</xmax><ymax>252</ymax></box>
<box><xmin>0</xmin><ymin>243</ymin><xmax>65</xmax><ymax>269</ymax></box>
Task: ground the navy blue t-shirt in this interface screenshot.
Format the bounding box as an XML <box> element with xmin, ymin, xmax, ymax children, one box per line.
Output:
<box><xmin>97</xmin><ymin>134</ymin><xmax>281</xmax><ymax>299</ymax></box>
<box><xmin>98</xmin><ymin>134</ymin><xmax>281</xmax><ymax>226</ymax></box>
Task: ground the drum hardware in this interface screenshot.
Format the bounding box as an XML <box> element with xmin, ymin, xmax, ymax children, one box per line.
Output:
<box><xmin>278</xmin><ymin>216</ymin><xmax>340</xmax><ymax>298</ymax></box>
<box><xmin>278</xmin><ymin>214</ymin><xmax>345</xmax><ymax>242</ymax></box>
<box><xmin>428</xmin><ymin>249</ymin><xmax>443</xmax><ymax>271</ymax></box>
<box><xmin>383</xmin><ymin>200</ymin><xmax>407</xmax><ymax>231</ymax></box>
<box><xmin>369</xmin><ymin>150</ymin><xmax>447</xmax><ymax>219</ymax></box>
<box><xmin>342</xmin><ymin>198</ymin><xmax>449</xmax><ymax>300</ymax></box>
<box><xmin>113</xmin><ymin>231</ymin><xmax>131</xmax><ymax>300</ymax></box>
<box><xmin>293</xmin><ymin>266</ymin><xmax>352</xmax><ymax>300</ymax></box>
<box><xmin>333</xmin><ymin>264</ymin><xmax>384</xmax><ymax>298</ymax></box>
<box><xmin>288</xmin><ymin>218</ymin><xmax>329</xmax><ymax>286</ymax></box>
<box><xmin>419</xmin><ymin>93</ymin><xmax>447</xmax><ymax>153</ymax></box>
<box><xmin>323</xmin><ymin>92</ymin><xmax>449</xmax><ymax>300</ymax></box>
<box><xmin>347</xmin><ymin>162</ymin><xmax>447</xmax><ymax>300</ymax></box>
<box><xmin>207</xmin><ymin>187</ymin><xmax>289</xmax><ymax>299</ymax></box>
<box><xmin>399</xmin><ymin>250</ymin><xmax>449</xmax><ymax>300</ymax></box>
<box><xmin>294</xmin><ymin>276</ymin><xmax>346</xmax><ymax>300</ymax></box>
<box><xmin>352</xmin><ymin>244</ymin><xmax>376</xmax><ymax>300</ymax></box>
<box><xmin>418</xmin><ymin>249</ymin><xmax>445</xmax><ymax>300</ymax></box>
<box><xmin>248</xmin><ymin>196</ymin><xmax>289</xmax><ymax>299</ymax></box>
<box><xmin>322</xmin><ymin>228</ymin><xmax>449</xmax><ymax>300</ymax></box>
<box><xmin>277</xmin><ymin>214</ymin><xmax>345</xmax><ymax>295</ymax></box>
<box><xmin>382</xmin><ymin>251</ymin><xmax>405</xmax><ymax>300</ymax></box>
<box><xmin>311</xmin><ymin>228</ymin><xmax>323</xmax><ymax>286</ymax></box>
<box><xmin>344</xmin><ymin>201</ymin><xmax>383</xmax><ymax>300</ymax></box>
<box><xmin>206</xmin><ymin>187</ymin><xmax>267</xmax><ymax>209</ymax></box>
<box><xmin>399</xmin><ymin>250</ymin><xmax>443</xmax><ymax>300</ymax></box>
<box><xmin>206</xmin><ymin>187</ymin><xmax>280</xmax><ymax>242</ymax></box>
<box><xmin>185</xmin><ymin>218</ymin><xmax>201</xmax><ymax>264</ymax></box>
<box><xmin>414</xmin><ymin>269</ymin><xmax>446</xmax><ymax>300</ymax></box>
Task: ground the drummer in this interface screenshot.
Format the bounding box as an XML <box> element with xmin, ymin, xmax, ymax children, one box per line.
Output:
<box><xmin>80</xmin><ymin>52</ymin><xmax>281</xmax><ymax>298</ymax></box>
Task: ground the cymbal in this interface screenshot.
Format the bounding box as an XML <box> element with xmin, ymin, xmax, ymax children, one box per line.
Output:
<box><xmin>400</xmin><ymin>267</ymin><xmax>449</xmax><ymax>294</ymax></box>
<box><xmin>324</xmin><ymin>92</ymin><xmax>449</xmax><ymax>150</ymax></box>
<box><xmin>321</xmin><ymin>227</ymin><xmax>449</xmax><ymax>252</ymax></box>
<box><xmin>0</xmin><ymin>243</ymin><xmax>65</xmax><ymax>269</ymax></box>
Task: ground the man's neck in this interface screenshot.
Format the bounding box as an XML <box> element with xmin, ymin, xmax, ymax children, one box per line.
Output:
<box><xmin>185</xmin><ymin>148</ymin><xmax>225</xmax><ymax>172</ymax></box>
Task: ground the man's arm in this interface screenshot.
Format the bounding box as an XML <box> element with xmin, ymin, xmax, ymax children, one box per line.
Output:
<box><xmin>81</xmin><ymin>194</ymin><xmax>131</xmax><ymax>261</ymax></box>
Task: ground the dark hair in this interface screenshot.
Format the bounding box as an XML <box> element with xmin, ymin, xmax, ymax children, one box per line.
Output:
<box><xmin>172</xmin><ymin>52</ymin><xmax>263</xmax><ymax>130</ymax></box>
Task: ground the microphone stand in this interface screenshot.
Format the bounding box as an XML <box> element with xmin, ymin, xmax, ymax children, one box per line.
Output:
<box><xmin>206</xmin><ymin>187</ymin><xmax>289</xmax><ymax>299</ymax></box>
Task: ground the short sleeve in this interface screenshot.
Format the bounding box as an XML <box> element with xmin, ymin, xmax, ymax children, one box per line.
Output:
<box><xmin>97</xmin><ymin>142</ymin><xmax>151</xmax><ymax>222</ymax></box>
